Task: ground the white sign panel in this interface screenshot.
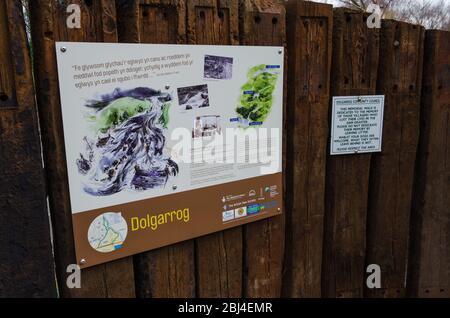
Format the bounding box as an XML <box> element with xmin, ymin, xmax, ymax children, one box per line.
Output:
<box><xmin>55</xmin><ymin>42</ymin><xmax>284</xmax><ymax>214</ymax></box>
<box><xmin>330</xmin><ymin>95</ymin><xmax>384</xmax><ymax>155</ymax></box>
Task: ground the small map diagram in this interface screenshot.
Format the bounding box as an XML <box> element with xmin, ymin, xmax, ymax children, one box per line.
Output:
<box><xmin>88</xmin><ymin>212</ymin><xmax>128</xmax><ymax>253</ymax></box>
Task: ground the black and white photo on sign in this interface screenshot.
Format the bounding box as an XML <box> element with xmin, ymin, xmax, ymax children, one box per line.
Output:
<box><xmin>193</xmin><ymin>115</ymin><xmax>222</xmax><ymax>138</ymax></box>
<box><xmin>177</xmin><ymin>84</ymin><xmax>210</xmax><ymax>111</ymax></box>
<box><xmin>204</xmin><ymin>55</ymin><xmax>233</xmax><ymax>80</ymax></box>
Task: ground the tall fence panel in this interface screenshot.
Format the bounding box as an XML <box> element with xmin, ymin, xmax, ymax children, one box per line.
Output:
<box><xmin>240</xmin><ymin>0</ymin><xmax>285</xmax><ymax>298</ymax></box>
<box><xmin>2</xmin><ymin>0</ymin><xmax>448</xmax><ymax>298</ymax></box>
<box><xmin>408</xmin><ymin>30</ymin><xmax>450</xmax><ymax>298</ymax></box>
<box><xmin>186</xmin><ymin>0</ymin><xmax>243</xmax><ymax>298</ymax></box>
<box><xmin>283</xmin><ymin>0</ymin><xmax>332</xmax><ymax>298</ymax></box>
<box><xmin>322</xmin><ymin>8</ymin><xmax>380</xmax><ymax>298</ymax></box>
<box><xmin>365</xmin><ymin>20</ymin><xmax>424</xmax><ymax>298</ymax></box>
<box><xmin>30</xmin><ymin>0</ymin><xmax>136</xmax><ymax>297</ymax></box>
<box><xmin>115</xmin><ymin>0</ymin><xmax>195</xmax><ymax>298</ymax></box>
<box><xmin>0</xmin><ymin>0</ymin><xmax>56</xmax><ymax>298</ymax></box>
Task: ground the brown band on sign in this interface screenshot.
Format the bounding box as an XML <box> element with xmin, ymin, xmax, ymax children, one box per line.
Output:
<box><xmin>74</xmin><ymin>173</ymin><xmax>282</xmax><ymax>268</ymax></box>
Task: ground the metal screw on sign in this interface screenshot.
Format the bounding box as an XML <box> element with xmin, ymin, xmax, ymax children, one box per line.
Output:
<box><xmin>172</xmin><ymin>185</ymin><xmax>177</xmax><ymax>190</ymax></box>
<box><xmin>60</xmin><ymin>46</ymin><xmax>67</xmax><ymax>53</ymax></box>
<box><xmin>278</xmin><ymin>49</ymin><xmax>283</xmax><ymax>55</ymax></box>
<box><xmin>357</xmin><ymin>96</ymin><xmax>363</xmax><ymax>102</ymax></box>
<box><xmin>165</xmin><ymin>85</ymin><xmax>170</xmax><ymax>90</ymax></box>
<box><xmin>80</xmin><ymin>258</ymin><xmax>86</xmax><ymax>265</ymax></box>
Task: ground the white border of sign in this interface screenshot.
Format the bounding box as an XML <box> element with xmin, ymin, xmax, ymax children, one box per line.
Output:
<box><xmin>330</xmin><ymin>95</ymin><xmax>385</xmax><ymax>155</ymax></box>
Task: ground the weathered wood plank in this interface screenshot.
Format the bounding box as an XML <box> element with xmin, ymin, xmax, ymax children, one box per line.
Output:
<box><xmin>239</xmin><ymin>0</ymin><xmax>285</xmax><ymax>298</ymax></box>
<box><xmin>186</xmin><ymin>0</ymin><xmax>242</xmax><ymax>298</ymax></box>
<box><xmin>30</xmin><ymin>0</ymin><xmax>135</xmax><ymax>297</ymax></box>
<box><xmin>408</xmin><ymin>30</ymin><xmax>450</xmax><ymax>298</ymax></box>
<box><xmin>117</xmin><ymin>0</ymin><xmax>186</xmax><ymax>44</ymax></box>
<box><xmin>282</xmin><ymin>0</ymin><xmax>332</xmax><ymax>298</ymax></box>
<box><xmin>133</xmin><ymin>243</ymin><xmax>195</xmax><ymax>297</ymax></box>
<box><xmin>0</xmin><ymin>0</ymin><xmax>56</xmax><ymax>298</ymax></box>
<box><xmin>116</xmin><ymin>0</ymin><xmax>195</xmax><ymax>298</ymax></box>
<box><xmin>365</xmin><ymin>20</ymin><xmax>424</xmax><ymax>298</ymax></box>
<box><xmin>322</xmin><ymin>8</ymin><xmax>380</xmax><ymax>298</ymax></box>
<box><xmin>0</xmin><ymin>1</ymin><xmax>16</xmax><ymax>109</ymax></box>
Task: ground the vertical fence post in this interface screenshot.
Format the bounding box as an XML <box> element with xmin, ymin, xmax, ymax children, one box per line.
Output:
<box><xmin>408</xmin><ymin>30</ymin><xmax>450</xmax><ymax>298</ymax></box>
<box><xmin>282</xmin><ymin>0</ymin><xmax>332</xmax><ymax>298</ymax></box>
<box><xmin>115</xmin><ymin>0</ymin><xmax>196</xmax><ymax>298</ymax></box>
<box><xmin>365</xmin><ymin>21</ymin><xmax>424</xmax><ymax>298</ymax></box>
<box><xmin>186</xmin><ymin>0</ymin><xmax>242</xmax><ymax>298</ymax></box>
<box><xmin>239</xmin><ymin>0</ymin><xmax>285</xmax><ymax>298</ymax></box>
<box><xmin>30</xmin><ymin>0</ymin><xmax>136</xmax><ymax>297</ymax></box>
<box><xmin>0</xmin><ymin>0</ymin><xmax>56</xmax><ymax>297</ymax></box>
<box><xmin>322</xmin><ymin>8</ymin><xmax>380</xmax><ymax>298</ymax></box>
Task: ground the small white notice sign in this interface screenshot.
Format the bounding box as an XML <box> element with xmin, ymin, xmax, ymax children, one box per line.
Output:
<box><xmin>330</xmin><ymin>95</ymin><xmax>384</xmax><ymax>155</ymax></box>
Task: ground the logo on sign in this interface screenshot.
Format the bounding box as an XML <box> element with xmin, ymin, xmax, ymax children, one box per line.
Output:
<box><xmin>222</xmin><ymin>210</ymin><xmax>235</xmax><ymax>222</ymax></box>
<box><xmin>234</xmin><ymin>207</ymin><xmax>247</xmax><ymax>218</ymax></box>
<box><xmin>247</xmin><ymin>204</ymin><xmax>260</xmax><ymax>215</ymax></box>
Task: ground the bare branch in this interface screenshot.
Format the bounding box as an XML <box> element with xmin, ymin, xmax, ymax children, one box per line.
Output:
<box><xmin>337</xmin><ymin>0</ymin><xmax>450</xmax><ymax>31</ymax></box>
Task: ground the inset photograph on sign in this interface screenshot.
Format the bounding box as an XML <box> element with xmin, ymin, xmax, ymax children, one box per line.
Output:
<box><xmin>192</xmin><ymin>115</ymin><xmax>222</xmax><ymax>138</ymax></box>
<box><xmin>330</xmin><ymin>95</ymin><xmax>385</xmax><ymax>155</ymax></box>
<box><xmin>177</xmin><ymin>84</ymin><xmax>209</xmax><ymax>111</ymax></box>
<box><xmin>204</xmin><ymin>54</ymin><xmax>233</xmax><ymax>80</ymax></box>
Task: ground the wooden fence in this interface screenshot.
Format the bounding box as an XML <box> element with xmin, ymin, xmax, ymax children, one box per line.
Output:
<box><xmin>0</xmin><ymin>0</ymin><xmax>448</xmax><ymax>298</ymax></box>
